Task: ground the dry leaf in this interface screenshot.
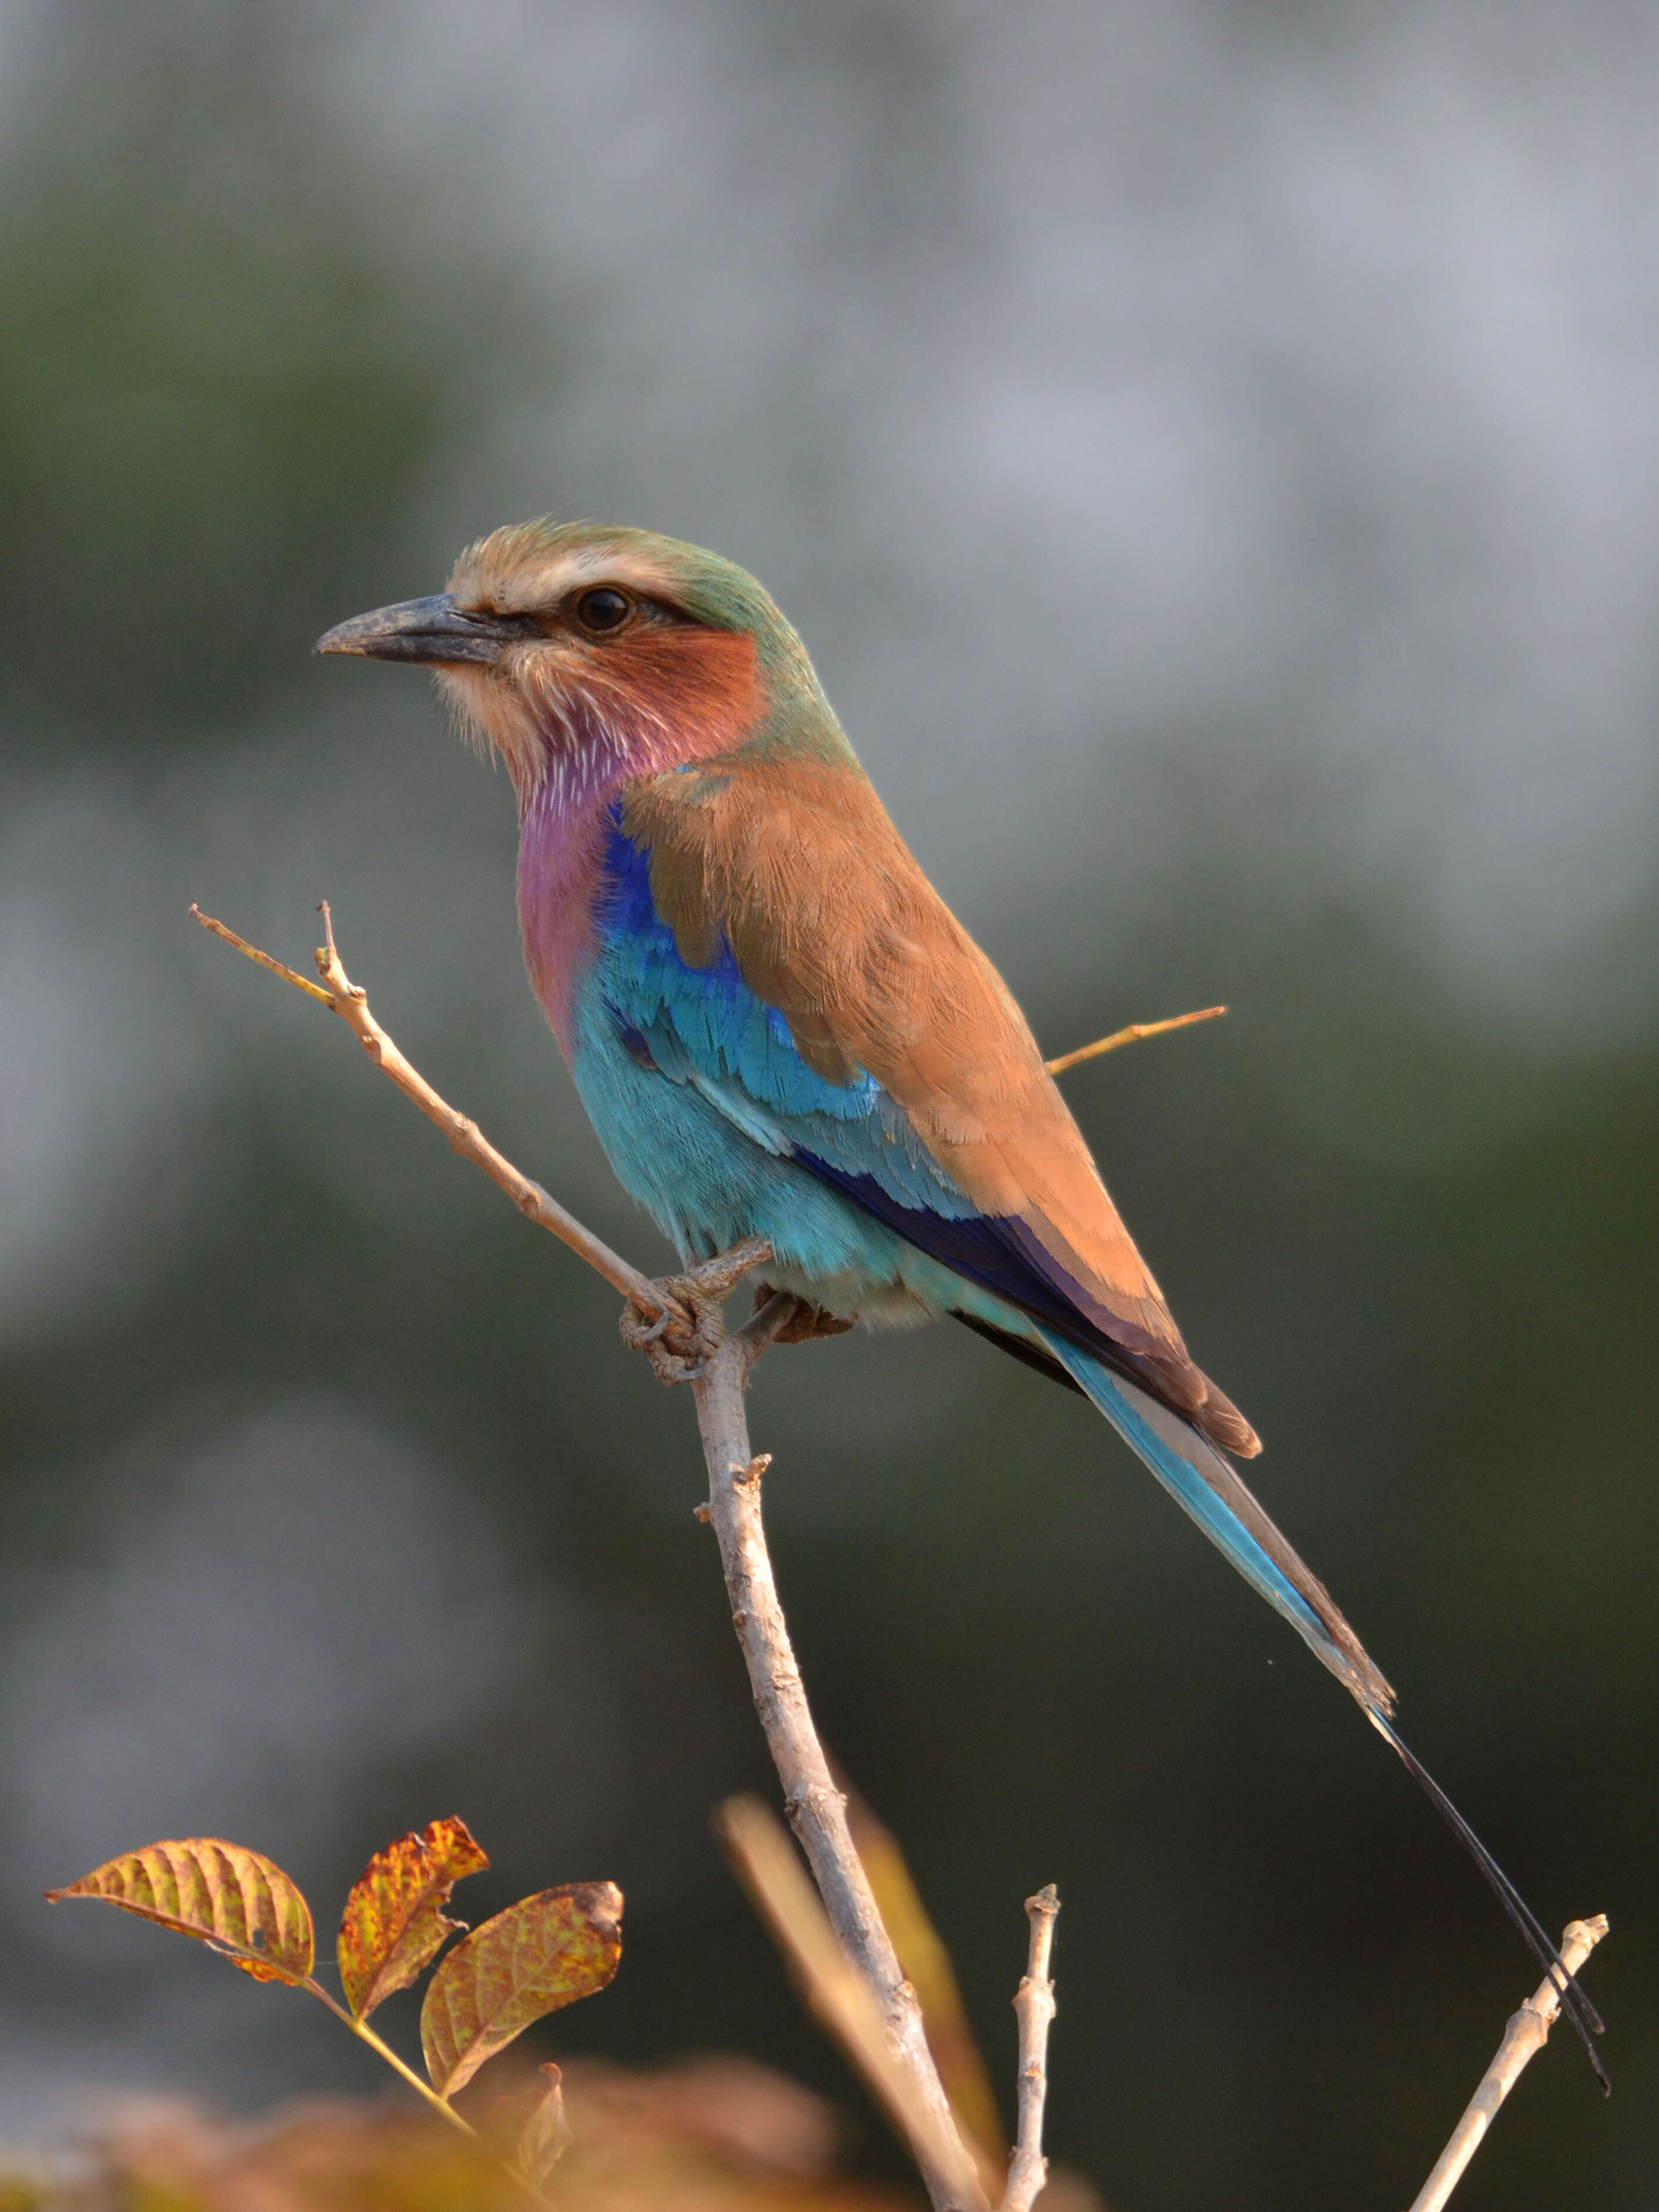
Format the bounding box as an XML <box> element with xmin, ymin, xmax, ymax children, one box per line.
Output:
<box><xmin>516</xmin><ymin>2063</ymin><xmax>573</xmax><ymax>2187</ymax></box>
<box><xmin>9</xmin><ymin>2078</ymin><xmax>922</xmax><ymax>2212</ymax></box>
<box><xmin>337</xmin><ymin>1815</ymin><xmax>488</xmax><ymax>2020</ymax></box>
<box><xmin>45</xmin><ymin>1839</ymin><xmax>314</xmax><ymax>1985</ymax></box>
<box><xmin>560</xmin><ymin>2055</ymin><xmax>839</xmax><ymax>2177</ymax></box>
<box><xmin>420</xmin><ymin>1881</ymin><xmax>623</xmax><ymax>2097</ymax></box>
<box><xmin>82</xmin><ymin>2096</ymin><xmax>527</xmax><ymax>2212</ymax></box>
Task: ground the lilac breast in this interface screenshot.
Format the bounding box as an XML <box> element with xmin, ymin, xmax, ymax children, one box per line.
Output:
<box><xmin>516</xmin><ymin>784</ymin><xmax>614</xmax><ymax>1060</ymax></box>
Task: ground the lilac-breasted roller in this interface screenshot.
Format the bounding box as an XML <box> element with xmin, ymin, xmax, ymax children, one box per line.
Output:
<box><xmin>318</xmin><ymin>518</ymin><xmax>1601</xmax><ymax>2066</ymax></box>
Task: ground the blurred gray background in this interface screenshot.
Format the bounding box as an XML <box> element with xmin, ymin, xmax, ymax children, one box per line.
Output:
<box><xmin>0</xmin><ymin>3</ymin><xmax>1654</xmax><ymax>2206</ymax></box>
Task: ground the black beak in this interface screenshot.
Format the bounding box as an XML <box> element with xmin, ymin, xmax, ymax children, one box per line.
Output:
<box><xmin>313</xmin><ymin>593</ymin><xmax>536</xmax><ymax>666</ymax></box>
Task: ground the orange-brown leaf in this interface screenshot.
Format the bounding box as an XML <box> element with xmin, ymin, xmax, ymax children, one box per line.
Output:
<box><xmin>421</xmin><ymin>1881</ymin><xmax>623</xmax><ymax>2097</ymax></box>
<box><xmin>45</xmin><ymin>1838</ymin><xmax>313</xmax><ymax>1985</ymax></box>
<box><xmin>337</xmin><ymin>1815</ymin><xmax>489</xmax><ymax>2020</ymax></box>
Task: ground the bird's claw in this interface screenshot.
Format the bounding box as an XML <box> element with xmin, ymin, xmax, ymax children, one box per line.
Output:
<box><xmin>750</xmin><ymin>1282</ymin><xmax>856</xmax><ymax>1343</ymax></box>
<box><xmin>619</xmin><ymin>1284</ymin><xmax>721</xmax><ymax>1383</ymax></box>
<box><xmin>618</xmin><ymin>1239</ymin><xmax>773</xmax><ymax>1386</ymax></box>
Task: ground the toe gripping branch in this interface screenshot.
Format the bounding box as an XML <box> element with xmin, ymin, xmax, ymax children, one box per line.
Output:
<box><xmin>618</xmin><ymin>1242</ymin><xmax>858</xmax><ymax>1384</ymax></box>
<box><xmin>618</xmin><ymin>1239</ymin><xmax>777</xmax><ymax>1383</ymax></box>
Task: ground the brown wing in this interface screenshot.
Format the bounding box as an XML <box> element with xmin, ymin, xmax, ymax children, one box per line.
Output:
<box><xmin>622</xmin><ymin>751</ymin><xmax>1258</xmax><ymax>1455</ymax></box>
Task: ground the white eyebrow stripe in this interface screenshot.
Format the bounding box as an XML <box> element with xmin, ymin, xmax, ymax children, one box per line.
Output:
<box><xmin>476</xmin><ymin>547</ymin><xmax>685</xmax><ymax>613</ymax></box>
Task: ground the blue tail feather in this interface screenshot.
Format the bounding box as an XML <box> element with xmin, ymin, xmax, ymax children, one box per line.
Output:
<box><xmin>1038</xmin><ymin>1328</ymin><xmax>1610</xmax><ymax>2082</ymax></box>
<box><xmin>1035</xmin><ymin>1328</ymin><xmax>1395</xmax><ymax>1711</ymax></box>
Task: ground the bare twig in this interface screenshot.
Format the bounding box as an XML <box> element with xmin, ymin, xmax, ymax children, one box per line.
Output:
<box><xmin>1406</xmin><ymin>1914</ymin><xmax>1609</xmax><ymax>2212</ymax></box>
<box><xmin>1002</xmin><ymin>1886</ymin><xmax>1060</xmax><ymax>2212</ymax></box>
<box><xmin>842</xmin><ymin>1784</ymin><xmax>1007</xmax><ymax>2171</ymax></box>
<box><xmin>1045</xmin><ymin>1005</ymin><xmax>1226</xmax><ymax>1076</ymax></box>
<box><xmin>696</xmin><ymin>1336</ymin><xmax>988</xmax><ymax>2212</ymax></box>
<box><xmin>718</xmin><ymin>1795</ymin><xmax>992</xmax><ymax>2207</ymax></box>
<box><xmin>193</xmin><ymin>903</ymin><xmax>983</xmax><ymax>2212</ymax></box>
<box><xmin>725</xmin><ymin>1785</ymin><xmax>1059</xmax><ymax>2212</ymax></box>
<box><xmin>191</xmin><ymin>903</ymin><xmax>688</xmax><ymax>1329</ymax></box>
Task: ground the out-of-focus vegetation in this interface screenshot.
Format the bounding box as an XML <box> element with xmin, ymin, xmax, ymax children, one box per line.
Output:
<box><xmin>0</xmin><ymin>2057</ymin><xmax>915</xmax><ymax>2212</ymax></box>
<box><xmin>0</xmin><ymin>7</ymin><xmax>1653</xmax><ymax>2211</ymax></box>
<box><xmin>0</xmin><ymin>34</ymin><xmax>532</xmax><ymax>747</ymax></box>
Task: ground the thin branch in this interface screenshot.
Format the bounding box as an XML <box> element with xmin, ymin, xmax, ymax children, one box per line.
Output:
<box><xmin>718</xmin><ymin>1794</ymin><xmax>992</xmax><ymax>2208</ymax></box>
<box><xmin>191</xmin><ymin>902</ymin><xmax>688</xmax><ymax>1329</ymax></box>
<box><xmin>1045</xmin><ymin>1004</ymin><xmax>1226</xmax><ymax>1077</ymax></box>
<box><xmin>189</xmin><ymin>906</ymin><xmax>337</xmax><ymax>1005</ymax></box>
<box><xmin>1406</xmin><ymin>1914</ymin><xmax>1609</xmax><ymax>2212</ymax></box>
<box><xmin>1002</xmin><ymin>1886</ymin><xmax>1060</xmax><ymax>2212</ymax></box>
<box><xmin>193</xmin><ymin>903</ymin><xmax>983</xmax><ymax>2212</ymax></box>
<box><xmin>841</xmin><ymin>1782</ymin><xmax>1008</xmax><ymax>2171</ymax></box>
<box><xmin>724</xmin><ymin>1784</ymin><xmax>1059</xmax><ymax>2212</ymax></box>
<box><xmin>695</xmin><ymin>1338</ymin><xmax>988</xmax><ymax>2212</ymax></box>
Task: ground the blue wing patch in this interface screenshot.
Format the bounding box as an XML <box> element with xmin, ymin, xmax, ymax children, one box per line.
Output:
<box><xmin>595</xmin><ymin>812</ymin><xmax>974</xmax><ymax>1212</ymax></box>
<box><xmin>592</xmin><ymin>811</ymin><xmax>1159</xmax><ymax>1371</ymax></box>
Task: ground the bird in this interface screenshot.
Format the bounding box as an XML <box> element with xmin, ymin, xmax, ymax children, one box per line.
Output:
<box><xmin>317</xmin><ymin>517</ymin><xmax>1602</xmax><ymax>2072</ymax></box>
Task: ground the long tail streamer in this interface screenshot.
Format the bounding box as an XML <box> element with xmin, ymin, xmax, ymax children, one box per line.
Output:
<box><xmin>1037</xmin><ymin>1329</ymin><xmax>1608</xmax><ymax>2088</ymax></box>
<box><xmin>1369</xmin><ymin>1708</ymin><xmax>1607</xmax><ymax>2090</ymax></box>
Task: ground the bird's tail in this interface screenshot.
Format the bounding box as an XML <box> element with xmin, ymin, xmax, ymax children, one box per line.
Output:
<box><xmin>1036</xmin><ymin>1331</ymin><xmax>1394</xmax><ymax>1709</ymax></box>
<box><xmin>1037</xmin><ymin>1329</ymin><xmax>1608</xmax><ymax>2086</ymax></box>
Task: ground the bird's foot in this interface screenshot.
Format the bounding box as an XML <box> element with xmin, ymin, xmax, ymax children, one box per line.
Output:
<box><xmin>750</xmin><ymin>1282</ymin><xmax>856</xmax><ymax>1344</ymax></box>
<box><xmin>619</xmin><ymin>1238</ymin><xmax>772</xmax><ymax>1385</ymax></box>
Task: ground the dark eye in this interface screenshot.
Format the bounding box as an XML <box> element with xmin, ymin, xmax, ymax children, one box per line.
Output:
<box><xmin>575</xmin><ymin>587</ymin><xmax>631</xmax><ymax>634</ymax></box>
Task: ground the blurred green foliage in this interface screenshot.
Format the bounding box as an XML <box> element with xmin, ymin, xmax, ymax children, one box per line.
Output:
<box><xmin>0</xmin><ymin>204</ymin><xmax>453</xmax><ymax>734</ymax></box>
<box><xmin>0</xmin><ymin>26</ymin><xmax>534</xmax><ymax>747</ymax></box>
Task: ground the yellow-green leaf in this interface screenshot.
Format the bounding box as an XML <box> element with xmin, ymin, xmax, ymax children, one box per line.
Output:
<box><xmin>45</xmin><ymin>1838</ymin><xmax>313</xmax><ymax>1985</ymax></box>
<box><xmin>421</xmin><ymin>1880</ymin><xmax>622</xmax><ymax>2097</ymax></box>
<box><xmin>337</xmin><ymin>1815</ymin><xmax>489</xmax><ymax>2020</ymax></box>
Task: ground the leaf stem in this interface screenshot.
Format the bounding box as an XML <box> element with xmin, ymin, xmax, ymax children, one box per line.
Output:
<box><xmin>302</xmin><ymin>1978</ymin><xmax>475</xmax><ymax>2139</ymax></box>
<box><xmin>303</xmin><ymin>1979</ymin><xmax>559</xmax><ymax>2212</ymax></box>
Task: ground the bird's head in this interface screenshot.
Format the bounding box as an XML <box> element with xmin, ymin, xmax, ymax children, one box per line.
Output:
<box><xmin>316</xmin><ymin>519</ymin><xmax>837</xmax><ymax>804</ymax></box>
